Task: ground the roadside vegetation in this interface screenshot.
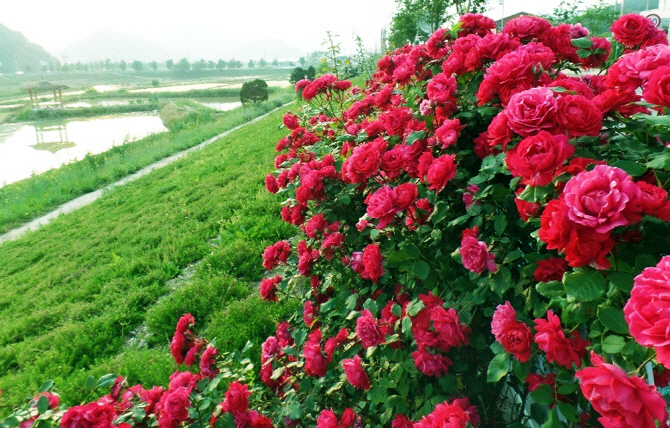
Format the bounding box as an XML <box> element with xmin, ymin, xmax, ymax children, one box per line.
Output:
<box><xmin>0</xmin><ymin>90</ymin><xmax>293</xmax><ymax>235</ymax></box>
<box><xmin>0</xmin><ymin>105</ymin><xmax>299</xmax><ymax>410</ymax></box>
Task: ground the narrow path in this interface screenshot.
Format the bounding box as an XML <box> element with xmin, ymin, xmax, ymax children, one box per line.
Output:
<box><xmin>0</xmin><ymin>102</ymin><xmax>291</xmax><ymax>246</ymax></box>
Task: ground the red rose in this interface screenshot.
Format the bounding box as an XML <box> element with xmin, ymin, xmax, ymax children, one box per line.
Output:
<box><xmin>394</xmin><ymin>183</ymin><xmax>418</xmax><ymax>211</ymax></box>
<box><xmin>636</xmin><ymin>180</ymin><xmax>670</xmax><ymax>221</ymax></box>
<box><xmin>491</xmin><ymin>302</ymin><xmax>532</xmax><ymax>362</ymax></box>
<box><xmin>426</xmin><ymin>154</ymin><xmax>457</xmax><ymax>193</ymax></box>
<box><xmin>538</xmin><ymin>198</ymin><xmax>572</xmax><ymax>250</ymax></box>
<box><xmin>361</xmin><ymin>243</ymin><xmax>384</xmax><ymax>283</ymax></box>
<box><xmin>221</xmin><ymin>381</ymin><xmax>249</xmax><ymax>413</ymax></box>
<box><xmin>426</xmin><ymin>28</ymin><xmax>450</xmax><ymax>59</ymax></box>
<box><xmin>161</xmin><ymin>387</ymin><xmax>191</xmax><ymax>423</ymax></box>
<box><xmin>576</xmin><ymin>352</ymin><xmax>668</xmax><ymax>428</ymax></box>
<box><xmin>342</xmin><ymin>355</ymin><xmax>370</xmax><ymax>390</ymax></box>
<box><xmin>341</xmin><ymin>138</ymin><xmax>386</xmax><ymax>184</ymax></box>
<box><xmin>563</xmin><ymin>165</ymin><xmax>641</xmax><ymax>234</ymax></box>
<box><xmin>563</xmin><ymin>227</ymin><xmax>614</xmax><ymax>270</ymax></box>
<box><xmin>534</xmin><ymin>310</ymin><xmax>589</xmax><ymax>369</ymax></box>
<box><xmin>459</xmin><ymin>233</ymin><xmax>497</xmax><ymax>274</ymax></box>
<box><xmin>316</xmin><ymin>410</ymin><xmax>338</xmax><ymax>428</ymax></box>
<box><xmin>380</xmin><ymin>145</ymin><xmax>405</xmax><ymax>180</ymax></box>
<box><xmin>366</xmin><ymin>186</ymin><xmax>400</xmax><ymax>229</ymax></box>
<box><xmin>503</xmin><ymin>15</ymin><xmax>552</xmax><ymax>41</ymax></box>
<box><xmin>430</xmin><ymin>306</ymin><xmax>470</xmax><ymax>349</ymax></box>
<box><xmin>356</xmin><ymin>309</ymin><xmax>384</xmax><ymax>348</ymax></box>
<box><xmin>611</xmin><ymin>13</ymin><xmax>658</xmax><ymax>47</ymax></box>
<box><xmin>260</xmin><ymin>275</ymin><xmax>281</xmax><ymax>301</ymax></box>
<box><xmin>61</xmin><ymin>403</ymin><xmax>117</xmax><ymax>428</ymax></box>
<box><xmin>624</xmin><ymin>255</ymin><xmax>670</xmax><ymax>368</ymax></box>
<box><xmin>381</xmin><ymin>107</ymin><xmax>413</xmax><ymax>136</ymax></box>
<box><xmin>534</xmin><ymin>258</ymin><xmax>566</xmax><ymax>282</ymax></box>
<box><xmin>303</xmin><ymin>329</ymin><xmax>328</xmax><ymax>377</ymax></box>
<box><xmin>427</xmin><ymin>73</ymin><xmax>456</xmax><ymax>105</ymax></box>
<box><xmin>643</xmin><ymin>65</ymin><xmax>670</xmax><ymax>109</ymax></box>
<box><xmin>458</xmin><ymin>13</ymin><xmax>496</xmax><ymax>38</ymax></box>
<box><xmin>411</xmin><ymin>349</ymin><xmax>453</xmax><ymax>377</ymax></box>
<box><xmin>434</xmin><ymin>118</ymin><xmax>463</xmax><ymax>149</ymax></box>
<box><xmin>414</xmin><ymin>399</ymin><xmax>478</xmax><ymax>428</ymax></box>
<box><xmin>504</xmin><ymin>87</ymin><xmax>558</xmax><ymax>137</ymax></box>
<box><xmin>505</xmin><ymin>131</ymin><xmax>574</xmax><ymax>186</ymax></box>
<box><xmin>556</xmin><ymin>94</ymin><xmax>603</xmax><ymax>137</ymax></box>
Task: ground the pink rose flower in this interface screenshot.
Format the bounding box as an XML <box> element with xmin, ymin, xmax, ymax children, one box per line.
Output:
<box><xmin>491</xmin><ymin>302</ymin><xmax>532</xmax><ymax>362</ymax></box>
<box><xmin>411</xmin><ymin>349</ymin><xmax>453</xmax><ymax>377</ymax></box>
<box><xmin>356</xmin><ymin>309</ymin><xmax>385</xmax><ymax>348</ymax></box>
<box><xmin>563</xmin><ymin>165</ymin><xmax>641</xmax><ymax>234</ymax></box>
<box><xmin>342</xmin><ymin>355</ymin><xmax>370</xmax><ymax>390</ymax></box>
<box><xmin>504</xmin><ymin>87</ymin><xmax>558</xmax><ymax>137</ymax></box>
<box><xmin>534</xmin><ymin>310</ymin><xmax>589</xmax><ymax>369</ymax></box>
<box><xmin>505</xmin><ymin>131</ymin><xmax>574</xmax><ymax>186</ymax></box>
<box><xmin>221</xmin><ymin>381</ymin><xmax>250</xmax><ymax>413</ymax></box>
<box><xmin>576</xmin><ymin>352</ymin><xmax>668</xmax><ymax>428</ymax></box>
<box><xmin>624</xmin><ymin>255</ymin><xmax>670</xmax><ymax>368</ymax></box>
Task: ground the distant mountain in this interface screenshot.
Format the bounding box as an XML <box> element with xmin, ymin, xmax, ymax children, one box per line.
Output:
<box><xmin>0</xmin><ymin>23</ymin><xmax>59</xmax><ymax>73</ymax></box>
<box><xmin>58</xmin><ymin>28</ymin><xmax>177</xmax><ymax>63</ymax></box>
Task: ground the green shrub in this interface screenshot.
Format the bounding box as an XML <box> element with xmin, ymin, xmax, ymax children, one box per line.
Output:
<box><xmin>240</xmin><ymin>79</ymin><xmax>269</xmax><ymax>104</ymax></box>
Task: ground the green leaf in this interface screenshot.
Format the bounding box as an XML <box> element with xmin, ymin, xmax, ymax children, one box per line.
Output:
<box><xmin>602</xmin><ymin>334</ymin><xmax>626</xmax><ymax>353</ymax></box>
<box><xmin>598</xmin><ymin>307</ymin><xmax>629</xmax><ymax>335</ymax></box>
<box><xmin>608</xmin><ymin>271</ymin><xmax>634</xmax><ymax>293</ymax></box>
<box><xmin>363</xmin><ymin>299</ymin><xmax>378</xmax><ymax>314</ymax></box>
<box><xmin>413</xmin><ymin>261</ymin><xmax>430</xmax><ymax>280</ymax></box>
<box><xmin>3</xmin><ymin>417</ymin><xmax>20</xmax><ymax>427</ymax></box>
<box><xmin>517</xmin><ymin>185</ymin><xmax>553</xmax><ymax>203</ymax></box>
<box><xmin>610</xmin><ymin>160</ymin><xmax>647</xmax><ymax>177</ymax></box>
<box><xmin>536</xmin><ymin>281</ymin><xmax>564</xmax><ymax>299</ymax></box>
<box><xmin>512</xmin><ymin>359</ymin><xmax>531</xmax><ymax>382</ymax></box>
<box><xmin>97</xmin><ymin>373</ymin><xmax>118</xmax><ymax>389</ymax></box>
<box><xmin>486</xmin><ymin>353</ymin><xmax>510</xmax><ymax>383</ymax></box>
<box><xmin>293</xmin><ymin>329</ymin><xmax>307</xmax><ymax>347</ymax></box>
<box><xmin>406</xmin><ymin>300</ymin><xmax>425</xmax><ymax>317</ymax></box>
<box><xmin>36</xmin><ymin>395</ymin><xmax>50</xmax><ymax>414</ymax></box>
<box><xmin>557</xmin><ymin>402</ymin><xmax>579</xmax><ymax>423</ymax></box>
<box><xmin>85</xmin><ymin>375</ymin><xmax>96</xmax><ymax>391</ymax></box>
<box><xmin>557</xmin><ymin>382</ymin><xmax>578</xmax><ymax>395</ymax></box>
<box><xmin>647</xmin><ymin>153</ymin><xmax>670</xmax><ymax>170</ymax></box>
<box><xmin>494</xmin><ymin>215</ymin><xmax>507</xmax><ymax>236</ymax></box>
<box><xmin>38</xmin><ymin>380</ymin><xmax>54</xmax><ymax>393</ymax></box>
<box><xmin>542</xmin><ymin>408</ymin><xmax>563</xmax><ymax>428</ymax></box>
<box><xmin>401</xmin><ymin>317</ymin><xmax>412</xmax><ymax>335</ymax></box>
<box><xmin>428</xmin><ymin>201</ymin><xmax>450</xmax><ymax>225</ymax></box>
<box><xmin>564</xmin><ymin>269</ymin><xmax>606</xmax><ymax>302</ymax></box>
<box><xmin>571</xmin><ymin>37</ymin><xmax>593</xmax><ymax>48</ymax></box>
<box><xmin>530</xmin><ymin>384</ymin><xmax>555</xmax><ymax>406</ymax></box>
<box><xmin>636</xmin><ymin>113</ymin><xmax>670</xmax><ymax>128</ymax></box>
<box><xmin>368</xmin><ymin>384</ymin><xmax>388</xmax><ymax>404</ymax></box>
<box><xmin>577</xmin><ymin>48</ymin><xmax>592</xmax><ymax>58</ymax></box>
<box><xmin>405</xmin><ymin>130</ymin><xmax>426</xmax><ymax>145</ymax></box>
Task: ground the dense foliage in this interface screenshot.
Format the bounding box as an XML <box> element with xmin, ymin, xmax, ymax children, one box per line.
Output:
<box><xmin>4</xmin><ymin>11</ymin><xmax>670</xmax><ymax>428</ymax></box>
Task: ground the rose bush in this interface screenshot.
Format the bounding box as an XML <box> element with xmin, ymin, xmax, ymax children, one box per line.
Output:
<box><xmin>3</xmin><ymin>12</ymin><xmax>670</xmax><ymax>428</ymax></box>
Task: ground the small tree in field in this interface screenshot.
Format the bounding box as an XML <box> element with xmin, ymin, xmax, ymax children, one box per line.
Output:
<box><xmin>217</xmin><ymin>59</ymin><xmax>227</xmax><ymax>70</ymax></box>
<box><xmin>150</xmin><ymin>61</ymin><xmax>158</xmax><ymax>71</ymax></box>
<box><xmin>290</xmin><ymin>67</ymin><xmax>307</xmax><ymax>84</ymax></box>
<box><xmin>239</xmin><ymin>79</ymin><xmax>268</xmax><ymax>104</ymax></box>
<box><xmin>131</xmin><ymin>60</ymin><xmax>143</xmax><ymax>71</ymax></box>
<box><xmin>166</xmin><ymin>59</ymin><xmax>174</xmax><ymax>69</ymax></box>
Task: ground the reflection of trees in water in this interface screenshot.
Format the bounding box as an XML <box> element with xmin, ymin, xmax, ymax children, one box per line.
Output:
<box><xmin>30</xmin><ymin>122</ymin><xmax>76</xmax><ymax>153</ymax></box>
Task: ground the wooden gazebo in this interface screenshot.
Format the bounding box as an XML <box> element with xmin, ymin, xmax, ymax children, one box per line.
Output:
<box><xmin>23</xmin><ymin>81</ymin><xmax>69</xmax><ymax>108</ymax></box>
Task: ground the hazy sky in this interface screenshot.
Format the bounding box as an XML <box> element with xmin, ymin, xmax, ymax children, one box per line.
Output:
<box><xmin>3</xmin><ymin>0</ymin><xmax>613</xmax><ymax>58</ymax></box>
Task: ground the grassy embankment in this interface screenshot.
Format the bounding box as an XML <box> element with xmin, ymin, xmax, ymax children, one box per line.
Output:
<box><xmin>0</xmin><ymin>90</ymin><xmax>293</xmax><ymax>235</ymax></box>
<box><xmin>0</xmin><ymin>103</ymin><xmax>300</xmax><ymax>411</ymax></box>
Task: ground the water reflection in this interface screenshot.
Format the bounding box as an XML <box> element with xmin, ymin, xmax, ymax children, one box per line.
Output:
<box><xmin>0</xmin><ymin>113</ymin><xmax>167</xmax><ymax>187</ymax></box>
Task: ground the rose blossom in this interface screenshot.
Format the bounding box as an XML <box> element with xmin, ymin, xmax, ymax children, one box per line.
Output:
<box><xmin>427</xmin><ymin>73</ymin><xmax>457</xmax><ymax>105</ymax></box>
<box><xmin>356</xmin><ymin>309</ymin><xmax>385</xmax><ymax>348</ymax></box>
<box><xmin>414</xmin><ymin>399</ymin><xmax>479</xmax><ymax>428</ymax></box>
<box><xmin>555</xmin><ymin>94</ymin><xmax>603</xmax><ymax>137</ymax></box>
<box><xmin>459</xmin><ymin>228</ymin><xmax>497</xmax><ymax>274</ymax></box>
<box><xmin>411</xmin><ymin>349</ymin><xmax>453</xmax><ymax>377</ymax></box>
<box><xmin>366</xmin><ymin>186</ymin><xmax>399</xmax><ymax>229</ymax></box>
<box><xmin>562</xmin><ymin>165</ymin><xmax>641</xmax><ymax>234</ymax></box>
<box><xmin>624</xmin><ymin>255</ymin><xmax>670</xmax><ymax>368</ymax></box>
<box><xmin>534</xmin><ymin>310</ymin><xmax>589</xmax><ymax>369</ymax></box>
<box><xmin>342</xmin><ymin>355</ymin><xmax>371</xmax><ymax>390</ymax></box>
<box><xmin>643</xmin><ymin>65</ymin><xmax>670</xmax><ymax>109</ymax></box>
<box><xmin>576</xmin><ymin>352</ymin><xmax>668</xmax><ymax>428</ymax></box>
<box><xmin>505</xmin><ymin>131</ymin><xmax>574</xmax><ymax>186</ymax></box>
<box><xmin>426</xmin><ymin>154</ymin><xmax>457</xmax><ymax>193</ymax></box>
<box><xmin>221</xmin><ymin>381</ymin><xmax>249</xmax><ymax>413</ymax></box>
<box><xmin>610</xmin><ymin>13</ymin><xmax>658</xmax><ymax>47</ymax></box>
<box><xmin>491</xmin><ymin>302</ymin><xmax>532</xmax><ymax>362</ymax></box>
<box><xmin>504</xmin><ymin>87</ymin><xmax>558</xmax><ymax>137</ymax></box>
<box><xmin>61</xmin><ymin>403</ymin><xmax>117</xmax><ymax>428</ymax></box>
<box><xmin>534</xmin><ymin>258</ymin><xmax>567</xmax><ymax>282</ymax></box>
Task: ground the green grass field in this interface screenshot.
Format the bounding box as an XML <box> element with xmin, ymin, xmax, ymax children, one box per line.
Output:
<box><xmin>0</xmin><ymin>104</ymin><xmax>299</xmax><ymax>410</ymax></box>
<box><xmin>0</xmin><ymin>91</ymin><xmax>293</xmax><ymax>235</ymax></box>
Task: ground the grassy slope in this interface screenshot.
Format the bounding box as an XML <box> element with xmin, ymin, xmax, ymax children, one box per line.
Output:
<box><xmin>0</xmin><ymin>92</ymin><xmax>292</xmax><ymax>234</ymax></box>
<box><xmin>0</xmin><ymin>105</ymin><xmax>297</xmax><ymax>409</ymax></box>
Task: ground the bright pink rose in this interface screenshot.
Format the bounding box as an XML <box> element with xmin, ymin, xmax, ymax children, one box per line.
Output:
<box><xmin>534</xmin><ymin>258</ymin><xmax>567</xmax><ymax>282</ymax></box>
<box><xmin>427</xmin><ymin>73</ymin><xmax>456</xmax><ymax>105</ymax></box>
<box><xmin>361</xmin><ymin>243</ymin><xmax>384</xmax><ymax>282</ymax></box>
<box><xmin>491</xmin><ymin>302</ymin><xmax>532</xmax><ymax>362</ymax></box>
<box><xmin>534</xmin><ymin>310</ymin><xmax>589</xmax><ymax>369</ymax></box>
<box><xmin>555</xmin><ymin>94</ymin><xmax>603</xmax><ymax>137</ymax></box>
<box><xmin>262</xmin><ymin>241</ymin><xmax>291</xmax><ymax>270</ymax></box>
<box><xmin>624</xmin><ymin>255</ymin><xmax>670</xmax><ymax>368</ymax></box>
<box><xmin>61</xmin><ymin>402</ymin><xmax>117</xmax><ymax>428</ymax></box>
<box><xmin>356</xmin><ymin>309</ymin><xmax>385</xmax><ymax>348</ymax></box>
<box><xmin>394</xmin><ymin>183</ymin><xmax>418</xmax><ymax>211</ymax></box>
<box><xmin>411</xmin><ymin>349</ymin><xmax>453</xmax><ymax>377</ymax></box>
<box><xmin>414</xmin><ymin>399</ymin><xmax>479</xmax><ymax>428</ymax></box>
<box><xmin>610</xmin><ymin>13</ymin><xmax>658</xmax><ymax>47</ymax></box>
<box><xmin>503</xmin><ymin>15</ymin><xmax>552</xmax><ymax>41</ymax></box>
<box><xmin>426</xmin><ymin>28</ymin><xmax>450</xmax><ymax>59</ymax></box>
<box><xmin>392</xmin><ymin>415</ymin><xmax>414</xmax><ymax>428</ymax></box>
<box><xmin>576</xmin><ymin>352</ymin><xmax>668</xmax><ymax>428</ymax></box>
<box><xmin>434</xmin><ymin>118</ymin><xmax>463</xmax><ymax>149</ymax></box>
<box><xmin>304</xmin><ymin>329</ymin><xmax>328</xmax><ymax>377</ymax></box>
<box><xmin>341</xmin><ymin>138</ymin><xmax>386</xmax><ymax>184</ymax></box>
<box><xmin>260</xmin><ymin>275</ymin><xmax>281</xmax><ymax>301</ymax></box>
<box><xmin>505</xmin><ymin>131</ymin><xmax>574</xmax><ymax>186</ymax></box>
<box><xmin>563</xmin><ymin>165</ymin><xmax>641</xmax><ymax>234</ymax></box>
<box><xmin>221</xmin><ymin>381</ymin><xmax>250</xmax><ymax>413</ymax></box>
<box><xmin>342</xmin><ymin>355</ymin><xmax>370</xmax><ymax>390</ymax></box>
<box><xmin>426</xmin><ymin>154</ymin><xmax>457</xmax><ymax>193</ymax></box>
<box><xmin>458</xmin><ymin>13</ymin><xmax>496</xmax><ymax>38</ymax></box>
<box><xmin>643</xmin><ymin>65</ymin><xmax>670</xmax><ymax>108</ymax></box>
<box><xmin>159</xmin><ymin>387</ymin><xmax>191</xmax><ymax>427</ymax></box>
<box><xmin>366</xmin><ymin>186</ymin><xmax>399</xmax><ymax>229</ymax></box>
<box><xmin>200</xmin><ymin>346</ymin><xmax>219</xmax><ymax>379</ymax></box>
<box><xmin>459</xmin><ymin>230</ymin><xmax>497</xmax><ymax>274</ymax></box>
<box><xmin>430</xmin><ymin>306</ymin><xmax>470</xmax><ymax>349</ymax></box>
<box><xmin>504</xmin><ymin>87</ymin><xmax>558</xmax><ymax>137</ymax></box>
<box><xmin>381</xmin><ymin>107</ymin><xmax>413</xmax><ymax>136</ymax></box>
